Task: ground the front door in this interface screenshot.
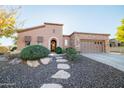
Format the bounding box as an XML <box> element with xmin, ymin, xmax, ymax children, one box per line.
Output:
<box><xmin>51</xmin><ymin>40</ymin><xmax>57</xmax><ymax>52</ymax></box>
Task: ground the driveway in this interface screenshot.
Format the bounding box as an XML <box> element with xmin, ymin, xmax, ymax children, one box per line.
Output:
<box><xmin>82</xmin><ymin>53</ymin><xmax>124</xmax><ymax>72</ymax></box>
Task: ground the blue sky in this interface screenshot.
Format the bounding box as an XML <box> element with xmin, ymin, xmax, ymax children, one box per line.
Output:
<box><xmin>0</xmin><ymin>5</ymin><xmax>124</xmax><ymax>46</ymax></box>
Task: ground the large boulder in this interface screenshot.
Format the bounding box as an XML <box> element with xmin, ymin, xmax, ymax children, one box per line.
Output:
<box><xmin>27</xmin><ymin>60</ymin><xmax>40</xmax><ymax>67</ymax></box>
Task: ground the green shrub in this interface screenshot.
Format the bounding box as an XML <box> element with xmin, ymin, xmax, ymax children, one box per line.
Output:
<box><xmin>66</xmin><ymin>47</ymin><xmax>78</xmax><ymax>61</ymax></box>
<box><xmin>20</xmin><ymin>45</ymin><xmax>50</xmax><ymax>60</ymax></box>
<box><xmin>55</xmin><ymin>47</ymin><xmax>62</xmax><ymax>54</ymax></box>
<box><xmin>62</xmin><ymin>48</ymin><xmax>66</xmax><ymax>53</ymax></box>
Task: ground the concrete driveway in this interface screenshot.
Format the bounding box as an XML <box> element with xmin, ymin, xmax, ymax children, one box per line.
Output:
<box><xmin>82</xmin><ymin>53</ymin><xmax>124</xmax><ymax>72</ymax></box>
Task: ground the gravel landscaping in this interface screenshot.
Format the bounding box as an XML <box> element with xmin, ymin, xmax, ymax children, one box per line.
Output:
<box><xmin>0</xmin><ymin>56</ymin><xmax>58</xmax><ymax>88</ymax></box>
<box><xmin>0</xmin><ymin>55</ymin><xmax>124</xmax><ymax>88</ymax></box>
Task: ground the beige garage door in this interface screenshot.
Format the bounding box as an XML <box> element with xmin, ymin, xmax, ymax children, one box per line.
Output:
<box><xmin>80</xmin><ymin>40</ymin><xmax>104</xmax><ymax>53</ymax></box>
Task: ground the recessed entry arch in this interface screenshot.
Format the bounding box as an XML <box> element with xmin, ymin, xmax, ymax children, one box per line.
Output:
<box><xmin>48</xmin><ymin>37</ymin><xmax>59</xmax><ymax>52</ymax></box>
<box><xmin>51</xmin><ymin>39</ymin><xmax>57</xmax><ymax>52</ymax></box>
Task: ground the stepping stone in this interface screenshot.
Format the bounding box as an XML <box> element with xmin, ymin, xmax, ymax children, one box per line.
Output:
<box><xmin>56</xmin><ymin>59</ymin><xmax>68</xmax><ymax>63</ymax></box>
<box><xmin>40</xmin><ymin>57</ymin><xmax>51</xmax><ymax>65</ymax></box>
<box><xmin>56</xmin><ymin>57</ymin><xmax>63</xmax><ymax>59</ymax></box>
<box><xmin>57</xmin><ymin>64</ymin><xmax>70</xmax><ymax>69</ymax></box>
<box><xmin>51</xmin><ymin>70</ymin><xmax>71</xmax><ymax>79</ymax></box>
<box><xmin>41</xmin><ymin>83</ymin><xmax>63</xmax><ymax>88</ymax></box>
<box><xmin>48</xmin><ymin>53</ymin><xmax>57</xmax><ymax>57</ymax></box>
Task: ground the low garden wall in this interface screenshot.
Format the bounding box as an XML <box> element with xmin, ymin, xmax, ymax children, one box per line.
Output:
<box><xmin>110</xmin><ymin>47</ymin><xmax>124</xmax><ymax>53</ymax></box>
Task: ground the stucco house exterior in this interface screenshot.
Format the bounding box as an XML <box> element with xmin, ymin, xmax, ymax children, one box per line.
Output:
<box><xmin>17</xmin><ymin>22</ymin><xmax>110</xmax><ymax>53</ymax></box>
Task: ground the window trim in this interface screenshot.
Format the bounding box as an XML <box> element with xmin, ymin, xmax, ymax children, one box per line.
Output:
<box><xmin>65</xmin><ymin>39</ymin><xmax>68</xmax><ymax>46</ymax></box>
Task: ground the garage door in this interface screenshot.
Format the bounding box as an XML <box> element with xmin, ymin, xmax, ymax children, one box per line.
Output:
<box><xmin>80</xmin><ymin>40</ymin><xmax>104</xmax><ymax>53</ymax></box>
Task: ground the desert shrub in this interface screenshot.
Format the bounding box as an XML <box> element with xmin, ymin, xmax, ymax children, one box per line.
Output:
<box><xmin>62</xmin><ymin>48</ymin><xmax>66</xmax><ymax>53</ymax></box>
<box><xmin>55</xmin><ymin>47</ymin><xmax>62</xmax><ymax>54</ymax></box>
<box><xmin>0</xmin><ymin>46</ymin><xmax>9</xmax><ymax>55</ymax></box>
<box><xmin>20</xmin><ymin>45</ymin><xmax>50</xmax><ymax>60</ymax></box>
<box><xmin>65</xmin><ymin>47</ymin><xmax>78</xmax><ymax>61</ymax></box>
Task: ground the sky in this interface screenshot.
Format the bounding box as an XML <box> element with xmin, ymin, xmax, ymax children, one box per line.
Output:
<box><xmin>0</xmin><ymin>5</ymin><xmax>124</xmax><ymax>46</ymax></box>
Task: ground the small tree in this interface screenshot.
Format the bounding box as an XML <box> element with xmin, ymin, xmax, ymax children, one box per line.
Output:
<box><xmin>0</xmin><ymin>8</ymin><xmax>16</xmax><ymax>37</ymax></box>
<box><xmin>0</xmin><ymin>6</ymin><xmax>23</xmax><ymax>45</ymax></box>
<box><xmin>116</xmin><ymin>19</ymin><xmax>124</xmax><ymax>42</ymax></box>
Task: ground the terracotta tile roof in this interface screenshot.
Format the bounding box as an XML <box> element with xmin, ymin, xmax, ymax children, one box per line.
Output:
<box><xmin>17</xmin><ymin>22</ymin><xmax>109</xmax><ymax>36</ymax></box>
<box><xmin>17</xmin><ymin>25</ymin><xmax>45</xmax><ymax>33</ymax></box>
<box><xmin>70</xmin><ymin>32</ymin><xmax>110</xmax><ymax>36</ymax></box>
<box><xmin>17</xmin><ymin>22</ymin><xmax>63</xmax><ymax>33</ymax></box>
<box><xmin>44</xmin><ymin>22</ymin><xmax>63</xmax><ymax>26</ymax></box>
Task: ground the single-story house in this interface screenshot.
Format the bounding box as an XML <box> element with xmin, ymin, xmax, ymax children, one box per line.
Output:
<box><xmin>17</xmin><ymin>22</ymin><xmax>110</xmax><ymax>53</ymax></box>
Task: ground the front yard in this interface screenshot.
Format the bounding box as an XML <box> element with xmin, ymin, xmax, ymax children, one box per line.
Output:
<box><xmin>0</xmin><ymin>54</ymin><xmax>124</xmax><ymax>88</ymax></box>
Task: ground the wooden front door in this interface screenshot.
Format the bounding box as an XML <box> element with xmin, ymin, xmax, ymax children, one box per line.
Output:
<box><xmin>51</xmin><ymin>40</ymin><xmax>57</xmax><ymax>52</ymax></box>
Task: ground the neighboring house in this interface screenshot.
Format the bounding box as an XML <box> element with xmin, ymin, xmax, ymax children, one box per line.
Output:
<box><xmin>17</xmin><ymin>22</ymin><xmax>110</xmax><ymax>53</ymax></box>
<box><xmin>109</xmin><ymin>39</ymin><xmax>124</xmax><ymax>47</ymax></box>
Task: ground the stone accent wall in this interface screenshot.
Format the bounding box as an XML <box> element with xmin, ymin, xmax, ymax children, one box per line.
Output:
<box><xmin>70</xmin><ymin>33</ymin><xmax>110</xmax><ymax>52</ymax></box>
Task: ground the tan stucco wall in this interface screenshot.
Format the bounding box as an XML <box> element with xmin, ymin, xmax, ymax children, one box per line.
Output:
<box><xmin>17</xmin><ymin>23</ymin><xmax>110</xmax><ymax>53</ymax></box>
<box><xmin>17</xmin><ymin>24</ymin><xmax>63</xmax><ymax>50</ymax></box>
<box><xmin>63</xmin><ymin>36</ymin><xmax>70</xmax><ymax>48</ymax></box>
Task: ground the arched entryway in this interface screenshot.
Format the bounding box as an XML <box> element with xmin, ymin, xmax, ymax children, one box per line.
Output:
<box><xmin>51</xmin><ymin>39</ymin><xmax>57</xmax><ymax>52</ymax></box>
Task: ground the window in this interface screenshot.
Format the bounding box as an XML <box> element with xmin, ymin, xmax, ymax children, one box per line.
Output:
<box><xmin>37</xmin><ymin>36</ymin><xmax>43</xmax><ymax>44</ymax></box>
<box><xmin>24</xmin><ymin>36</ymin><xmax>31</xmax><ymax>46</ymax></box>
<box><xmin>25</xmin><ymin>41</ymin><xmax>30</xmax><ymax>46</ymax></box>
<box><xmin>65</xmin><ymin>39</ymin><xmax>68</xmax><ymax>46</ymax></box>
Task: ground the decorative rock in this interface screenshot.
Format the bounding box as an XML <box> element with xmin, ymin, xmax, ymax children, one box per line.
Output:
<box><xmin>10</xmin><ymin>50</ymin><xmax>21</xmax><ymax>54</ymax></box>
<box><xmin>56</xmin><ymin>59</ymin><xmax>68</xmax><ymax>63</ymax></box>
<box><xmin>9</xmin><ymin>58</ymin><xmax>22</xmax><ymax>65</ymax></box>
<box><xmin>27</xmin><ymin>60</ymin><xmax>40</xmax><ymax>67</ymax></box>
<box><xmin>57</xmin><ymin>64</ymin><xmax>70</xmax><ymax>69</ymax></box>
<box><xmin>41</xmin><ymin>83</ymin><xmax>63</xmax><ymax>88</ymax></box>
<box><xmin>56</xmin><ymin>57</ymin><xmax>63</xmax><ymax>59</ymax></box>
<box><xmin>40</xmin><ymin>58</ymin><xmax>51</xmax><ymax>65</ymax></box>
<box><xmin>51</xmin><ymin>70</ymin><xmax>71</xmax><ymax>79</ymax></box>
<box><xmin>49</xmin><ymin>53</ymin><xmax>57</xmax><ymax>57</ymax></box>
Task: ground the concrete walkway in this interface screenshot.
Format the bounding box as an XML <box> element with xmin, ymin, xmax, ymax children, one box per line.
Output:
<box><xmin>82</xmin><ymin>53</ymin><xmax>124</xmax><ymax>72</ymax></box>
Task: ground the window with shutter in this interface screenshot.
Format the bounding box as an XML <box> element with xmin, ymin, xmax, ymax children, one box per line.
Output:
<box><xmin>37</xmin><ymin>36</ymin><xmax>43</xmax><ymax>44</ymax></box>
<box><xmin>24</xmin><ymin>36</ymin><xmax>31</xmax><ymax>46</ymax></box>
<box><xmin>24</xmin><ymin>36</ymin><xmax>31</xmax><ymax>41</ymax></box>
